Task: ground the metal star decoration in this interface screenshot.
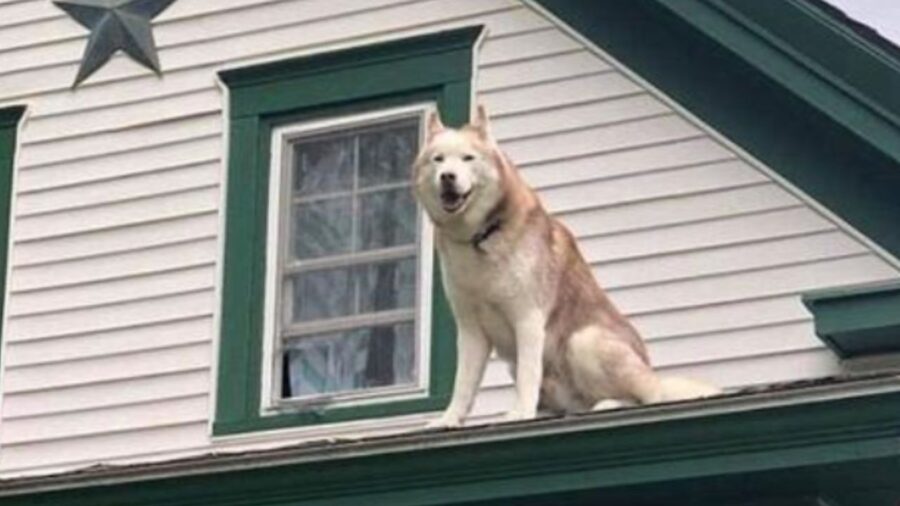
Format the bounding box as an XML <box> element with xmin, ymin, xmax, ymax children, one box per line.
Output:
<box><xmin>53</xmin><ymin>0</ymin><xmax>177</xmax><ymax>88</ymax></box>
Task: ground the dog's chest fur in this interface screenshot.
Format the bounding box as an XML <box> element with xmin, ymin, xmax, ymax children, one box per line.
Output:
<box><xmin>438</xmin><ymin>233</ymin><xmax>540</xmax><ymax>359</ymax></box>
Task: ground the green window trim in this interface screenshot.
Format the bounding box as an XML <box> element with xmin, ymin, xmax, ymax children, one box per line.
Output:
<box><xmin>803</xmin><ymin>282</ymin><xmax>900</xmax><ymax>359</ymax></box>
<box><xmin>214</xmin><ymin>27</ymin><xmax>483</xmax><ymax>436</ymax></box>
<box><xmin>0</xmin><ymin>106</ymin><xmax>24</xmax><ymax>364</ymax></box>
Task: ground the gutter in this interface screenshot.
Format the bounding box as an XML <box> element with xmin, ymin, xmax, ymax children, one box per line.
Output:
<box><xmin>0</xmin><ymin>372</ymin><xmax>898</xmax><ymax>498</ymax></box>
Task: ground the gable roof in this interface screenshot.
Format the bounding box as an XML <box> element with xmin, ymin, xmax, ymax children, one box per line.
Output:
<box><xmin>532</xmin><ymin>0</ymin><xmax>900</xmax><ymax>263</ymax></box>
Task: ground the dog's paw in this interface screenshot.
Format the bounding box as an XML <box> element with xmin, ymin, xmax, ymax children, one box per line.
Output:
<box><xmin>503</xmin><ymin>408</ymin><xmax>535</xmax><ymax>423</ymax></box>
<box><xmin>591</xmin><ymin>399</ymin><xmax>634</xmax><ymax>411</ymax></box>
<box><xmin>425</xmin><ymin>414</ymin><xmax>463</xmax><ymax>430</ymax></box>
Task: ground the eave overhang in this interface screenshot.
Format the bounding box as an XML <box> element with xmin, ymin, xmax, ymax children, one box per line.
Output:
<box><xmin>1</xmin><ymin>375</ymin><xmax>899</xmax><ymax>506</ymax></box>
<box><xmin>532</xmin><ymin>0</ymin><xmax>900</xmax><ymax>263</ymax></box>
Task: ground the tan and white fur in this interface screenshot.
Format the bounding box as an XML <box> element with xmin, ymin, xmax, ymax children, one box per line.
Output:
<box><xmin>414</xmin><ymin>106</ymin><xmax>719</xmax><ymax>428</ymax></box>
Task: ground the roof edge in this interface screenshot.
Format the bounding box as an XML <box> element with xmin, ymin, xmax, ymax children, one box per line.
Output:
<box><xmin>533</xmin><ymin>0</ymin><xmax>900</xmax><ymax>263</ymax></box>
<box><xmin>1</xmin><ymin>375</ymin><xmax>899</xmax><ymax>503</ymax></box>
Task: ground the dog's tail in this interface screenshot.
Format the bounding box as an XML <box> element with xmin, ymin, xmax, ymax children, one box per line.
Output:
<box><xmin>657</xmin><ymin>376</ymin><xmax>721</xmax><ymax>402</ymax></box>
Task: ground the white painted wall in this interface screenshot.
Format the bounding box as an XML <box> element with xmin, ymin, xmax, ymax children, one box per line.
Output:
<box><xmin>0</xmin><ymin>0</ymin><xmax>896</xmax><ymax>478</ymax></box>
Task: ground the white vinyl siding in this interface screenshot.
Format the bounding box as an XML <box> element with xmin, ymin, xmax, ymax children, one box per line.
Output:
<box><xmin>0</xmin><ymin>0</ymin><xmax>897</xmax><ymax>477</ymax></box>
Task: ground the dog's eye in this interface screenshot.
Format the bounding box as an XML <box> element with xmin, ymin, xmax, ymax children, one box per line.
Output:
<box><xmin>462</xmin><ymin>154</ymin><xmax>475</xmax><ymax>162</ymax></box>
<box><xmin>433</xmin><ymin>154</ymin><xmax>445</xmax><ymax>163</ymax></box>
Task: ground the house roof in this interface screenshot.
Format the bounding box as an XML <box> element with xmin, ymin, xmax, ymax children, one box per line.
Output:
<box><xmin>4</xmin><ymin>2</ymin><xmax>900</xmax><ymax>504</ymax></box>
<box><xmin>1</xmin><ymin>372</ymin><xmax>899</xmax><ymax>505</ymax></box>
<box><xmin>809</xmin><ymin>0</ymin><xmax>900</xmax><ymax>65</ymax></box>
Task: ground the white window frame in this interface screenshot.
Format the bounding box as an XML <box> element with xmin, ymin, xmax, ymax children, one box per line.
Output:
<box><xmin>261</xmin><ymin>103</ymin><xmax>435</xmax><ymax>415</ymax></box>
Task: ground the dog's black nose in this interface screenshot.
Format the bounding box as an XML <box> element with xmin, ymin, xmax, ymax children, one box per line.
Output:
<box><xmin>440</xmin><ymin>172</ymin><xmax>456</xmax><ymax>184</ymax></box>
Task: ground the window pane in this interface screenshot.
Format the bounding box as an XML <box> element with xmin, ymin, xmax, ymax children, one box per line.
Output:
<box><xmin>357</xmin><ymin>188</ymin><xmax>416</xmax><ymax>251</ymax></box>
<box><xmin>288</xmin><ymin>267</ymin><xmax>353</xmax><ymax>323</ymax></box>
<box><xmin>358</xmin><ymin>121</ymin><xmax>418</xmax><ymax>188</ymax></box>
<box><xmin>287</xmin><ymin>257</ymin><xmax>416</xmax><ymax>325</ymax></box>
<box><xmin>293</xmin><ymin>197</ymin><xmax>352</xmax><ymax>259</ymax></box>
<box><xmin>282</xmin><ymin>322</ymin><xmax>416</xmax><ymax>398</ymax></box>
<box><xmin>293</xmin><ymin>135</ymin><xmax>354</xmax><ymax>196</ymax></box>
<box><xmin>356</xmin><ymin>257</ymin><xmax>417</xmax><ymax>313</ymax></box>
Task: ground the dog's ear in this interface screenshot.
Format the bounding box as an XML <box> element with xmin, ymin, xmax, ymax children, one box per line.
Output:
<box><xmin>426</xmin><ymin>110</ymin><xmax>445</xmax><ymax>139</ymax></box>
<box><xmin>471</xmin><ymin>104</ymin><xmax>493</xmax><ymax>142</ymax></box>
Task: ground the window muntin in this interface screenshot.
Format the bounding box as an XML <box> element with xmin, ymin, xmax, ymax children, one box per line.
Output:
<box><xmin>264</xmin><ymin>106</ymin><xmax>433</xmax><ymax>410</ymax></box>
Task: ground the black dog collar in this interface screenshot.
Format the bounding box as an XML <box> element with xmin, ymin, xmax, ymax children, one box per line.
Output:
<box><xmin>471</xmin><ymin>216</ymin><xmax>502</xmax><ymax>251</ymax></box>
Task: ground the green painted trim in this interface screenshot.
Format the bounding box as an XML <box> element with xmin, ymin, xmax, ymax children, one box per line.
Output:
<box><xmin>0</xmin><ymin>106</ymin><xmax>25</xmax><ymax>129</ymax></box>
<box><xmin>803</xmin><ymin>282</ymin><xmax>900</xmax><ymax>358</ymax></box>
<box><xmin>215</xmin><ymin>27</ymin><xmax>481</xmax><ymax>436</ymax></box>
<box><xmin>534</xmin><ymin>0</ymin><xmax>900</xmax><ymax>263</ymax></box>
<box><xmin>0</xmin><ymin>106</ymin><xmax>23</xmax><ymax>365</ymax></box>
<box><xmin>5</xmin><ymin>390</ymin><xmax>900</xmax><ymax>505</ymax></box>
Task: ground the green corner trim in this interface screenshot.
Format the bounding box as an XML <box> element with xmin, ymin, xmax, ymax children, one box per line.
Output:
<box><xmin>214</xmin><ymin>27</ymin><xmax>482</xmax><ymax>435</ymax></box>
<box><xmin>0</xmin><ymin>106</ymin><xmax>25</xmax><ymax>129</ymax></box>
<box><xmin>0</xmin><ymin>106</ymin><xmax>23</xmax><ymax>364</ymax></box>
<box><xmin>4</xmin><ymin>389</ymin><xmax>900</xmax><ymax>505</ymax></box>
<box><xmin>803</xmin><ymin>282</ymin><xmax>900</xmax><ymax>358</ymax></box>
<box><xmin>534</xmin><ymin>0</ymin><xmax>900</xmax><ymax>262</ymax></box>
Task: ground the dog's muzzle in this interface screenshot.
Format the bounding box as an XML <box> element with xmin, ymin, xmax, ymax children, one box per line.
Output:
<box><xmin>439</xmin><ymin>180</ymin><xmax>470</xmax><ymax>213</ymax></box>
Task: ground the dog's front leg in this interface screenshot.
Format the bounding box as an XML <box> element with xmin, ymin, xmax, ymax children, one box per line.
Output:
<box><xmin>426</xmin><ymin>319</ymin><xmax>490</xmax><ymax>429</ymax></box>
<box><xmin>507</xmin><ymin>310</ymin><xmax>546</xmax><ymax>422</ymax></box>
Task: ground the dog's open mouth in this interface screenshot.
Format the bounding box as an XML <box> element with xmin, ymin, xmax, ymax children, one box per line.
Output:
<box><xmin>440</xmin><ymin>187</ymin><xmax>471</xmax><ymax>213</ymax></box>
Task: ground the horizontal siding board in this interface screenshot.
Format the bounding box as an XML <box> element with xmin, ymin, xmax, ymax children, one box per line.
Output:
<box><xmin>12</xmin><ymin>213</ymin><xmax>219</xmax><ymax>267</ymax></box>
<box><xmin>13</xmin><ymin>186</ymin><xmax>219</xmax><ymax>242</ymax></box>
<box><xmin>4</xmin><ymin>316</ymin><xmax>212</xmax><ymax>366</ymax></box>
<box><xmin>520</xmin><ymin>137</ymin><xmax>734</xmax><ymax>188</ymax></box>
<box><xmin>577</xmin><ymin>206</ymin><xmax>834</xmax><ymax>264</ymax></box>
<box><xmin>481</xmin><ymin>72</ymin><xmax>642</xmax><ymax>116</ymax></box>
<box><xmin>7</xmin><ymin>290</ymin><xmax>214</xmax><ymax>341</ymax></box>
<box><xmin>492</xmin><ymin>94</ymin><xmax>669</xmax><ymax>143</ymax></box>
<box><xmin>559</xmin><ymin>184</ymin><xmax>799</xmax><ymax>238</ymax></box>
<box><xmin>16</xmin><ymin>137</ymin><xmax>220</xmax><ymax>192</ymax></box>
<box><xmin>540</xmin><ymin>160</ymin><xmax>766</xmax><ymax>213</ymax></box>
<box><xmin>610</xmin><ymin>255</ymin><xmax>896</xmax><ymax>316</ymax></box>
<box><xmin>22</xmin><ymin>89</ymin><xmax>220</xmax><ymax>146</ymax></box>
<box><xmin>593</xmin><ymin>231</ymin><xmax>867</xmax><ymax>290</ymax></box>
<box><xmin>0</xmin><ymin>424</ymin><xmax>211</xmax><ymax>473</ymax></box>
<box><xmin>648</xmin><ymin>321</ymin><xmax>821</xmax><ymax>368</ymax></box>
<box><xmin>8</xmin><ymin>264</ymin><xmax>215</xmax><ymax>317</ymax></box>
<box><xmin>1</xmin><ymin>396</ymin><xmax>209</xmax><ymax>445</ymax></box>
<box><xmin>478</xmin><ymin>50</ymin><xmax>609</xmax><ymax>91</ymax></box>
<box><xmin>2</xmin><ymin>342</ymin><xmax>211</xmax><ymax>393</ymax></box>
<box><xmin>478</xmin><ymin>27</ymin><xmax>580</xmax><ymax>65</ymax></box>
<box><xmin>11</xmin><ymin>237</ymin><xmax>217</xmax><ymax>292</ymax></box>
<box><xmin>19</xmin><ymin>114</ymin><xmax>221</xmax><ymax>168</ymax></box>
<box><xmin>632</xmin><ymin>295</ymin><xmax>813</xmax><ymax>341</ymax></box>
<box><xmin>16</xmin><ymin>162</ymin><xmax>220</xmax><ymax>216</ymax></box>
<box><xmin>0</xmin><ymin>1</ymin><xmax>57</xmax><ymax>30</ymax></box>
<box><xmin>2</xmin><ymin>370</ymin><xmax>210</xmax><ymax>420</ymax></box>
<box><xmin>503</xmin><ymin>114</ymin><xmax>699</xmax><ymax>166</ymax></box>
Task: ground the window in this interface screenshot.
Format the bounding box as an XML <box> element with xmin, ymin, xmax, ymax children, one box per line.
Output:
<box><xmin>0</xmin><ymin>106</ymin><xmax>23</xmax><ymax>363</ymax></box>
<box><xmin>264</xmin><ymin>107</ymin><xmax>432</xmax><ymax>410</ymax></box>
<box><xmin>215</xmin><ymin>27</ymin><xmax>483</xmax><ymax>435</ymax></box>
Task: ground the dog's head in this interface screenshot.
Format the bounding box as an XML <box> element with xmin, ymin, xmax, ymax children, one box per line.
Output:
<box><xmin>413</xmin><ymin>105</ymin><xmax>503</xmax><ymax>226</ymax></box>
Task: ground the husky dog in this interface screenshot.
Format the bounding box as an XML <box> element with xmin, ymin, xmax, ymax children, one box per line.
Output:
<box><xmin>413</xmin><ymin>106</ymin><xmax>719</xmax><ymax>428</ymax></box>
